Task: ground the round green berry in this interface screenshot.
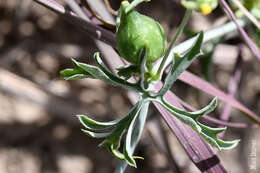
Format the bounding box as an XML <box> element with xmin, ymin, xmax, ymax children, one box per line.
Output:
<box><xmin>117</xmin><ymin>8</ymin><xmax>166</xmax><ymax>64</ymax></box>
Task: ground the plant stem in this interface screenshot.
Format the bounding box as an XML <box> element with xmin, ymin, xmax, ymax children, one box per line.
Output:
<box><xmin>153</xmin><ymin>17</ymin><xmax>249</xmax><ymax>73</ymax></box>
<box><xmin>155</xmin><ymin>9</ymin><xmax>192</xmax><ymax>81</ymax></box>
<box><xmin>32</xmin><ymin>0</ymin><xmax>249</xmax><ymax>55</ymax></box>
<box><xmin>219</xmin><ymin>0</ymin><xmax>260</xmax><ymax>60</ymax></box>
<box><xmin>230</xmin><ymin>0</ymin><xmax>260</xmax><ymax>30</ymax></box>
<box><xmin>80</xmin><ymin>0</ymin><xmax>116</xmax><ymax>29</ymax></box>
<box><xmin>104</xmin><ymin>0</ymin><xmax>118</xmax><ymax>15</ymax></box>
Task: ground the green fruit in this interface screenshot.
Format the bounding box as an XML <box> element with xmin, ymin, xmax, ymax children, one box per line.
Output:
<box><xmin>117</xmin><ymin>5</ymin><xmax>166</xmax><ymax>64</ymax></box>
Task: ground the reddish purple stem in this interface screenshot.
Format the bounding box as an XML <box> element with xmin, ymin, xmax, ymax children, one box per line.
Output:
<box><xmin>218</xmin><ymin>0</ymin><xmax>260</xmax><ymax>61</ymax></box>
<box><xmin>219</xmin><ymin>45</ymin><xmax>243</xmax><ymax>125</ymax></box>
<box><xmin>179</xmin><ymin>70</ymin><xmax>260</xmax><ymax>125</ymax></box>
<box><xmin>176</xmin><ymin>93</ymin><xmax>258</xmax><ymax>129</ymax></box>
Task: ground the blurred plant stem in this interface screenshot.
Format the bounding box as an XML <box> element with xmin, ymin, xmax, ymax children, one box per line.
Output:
<box><xmin>153</xmin><ymin>17</ymin><xmax>249</xmax><ymax>73</ymax></box>
<box><xmin>230</xmin><ymin>0</ymin><xmax>260</xmax><ymax>30</ymax></box>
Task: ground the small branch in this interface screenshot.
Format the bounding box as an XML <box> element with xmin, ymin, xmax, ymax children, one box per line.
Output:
<box><xmin>33</xmin><ymin>0</ymin><xmax>117</xmax><ymax>47</ymax></box>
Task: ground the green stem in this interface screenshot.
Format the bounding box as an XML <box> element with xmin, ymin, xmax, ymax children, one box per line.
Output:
<box><xmin>153</xmin><ymin>17</ymin><xmax>249</xmax><ymax>73</ymax></box>
<box><xmin>155</xmin><ymin>9</ymin><xmax>192</xmax><ymax>80</ymax></box>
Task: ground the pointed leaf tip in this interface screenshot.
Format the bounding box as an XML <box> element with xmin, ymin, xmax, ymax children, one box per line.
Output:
<box><xmin>77</xmin><ymin>114</ymin><xmax>121</xmax><ymax>131</ymax></box>
<box><xmin>81</xmin><ymin>129</ymin><xmax>111</xmax><ymax>138</ymax></box>
<box><xmin>218</xmin><ymin>139</ymin><xmax>240</xmax><ymax>150</ymax></box>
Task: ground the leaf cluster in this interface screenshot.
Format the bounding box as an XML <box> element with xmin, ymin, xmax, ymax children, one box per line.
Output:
<box><xmin>60</xmin><ymin>32</ymin><xmax>239</xmax><ymax>169</ymax></box>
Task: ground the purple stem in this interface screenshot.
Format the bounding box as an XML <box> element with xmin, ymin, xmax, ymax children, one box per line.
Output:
<box><xmin>219</xmin><ymin>45</ymin><xmax>243</xmax><ymax>124</ymax></box>
<box><xmin>177</xmin><ymin>93</ymin><xmax>258</xmax><ymax>129</ymax></box>
<box><xmin>218</xmin><ymin>0</ymin><xmax>260</xmax><ymax>61</ymax></box>
<box><xmin>217</xmin><ymin>44</ymin><xmax>243</xmax><ymax>139</ymax></box>
<box><xmin>75</xmin><ymin>0</ymin><xmax>104</xmax><ymax>25</ymax></box>
<box><xmin>33</xmin><ymin>0</ymin><xmax>117</xmax><ymax>47</ymax></box>
<box><xmin>179</xmin><ymin>70</ymin><xmax>260</xmax><ymax>125</ymax></box>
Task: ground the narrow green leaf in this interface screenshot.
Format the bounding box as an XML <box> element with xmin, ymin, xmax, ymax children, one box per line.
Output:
<box><xmin>198</xmin><ymin>122</ymin><xmax>240</xmax><ymax>150</ymax></box>
<box><xmin>156</xmin><ymin>98</ymin><xmax>202</xmax><ymax>133</ymax></box>
<box><xmin>98</xmin><ymin>99</ymin><xmax>143</xmax><ymax>163</ymax></box>
<box><xmin>81</xmin><ymin>129</ymin><xmax>112</xmax><ymax>138</ymax></box>
<box><xmin>110</xmin><ymin>147</ymin><xmax>126</xmax><ymax>160</ymax></box>
<box><xmin>123</xmin><ymin>100</ymin><xmax>149</xmax><ymax>168</ymax></box>
<box><xmin>60</xmin><ymin>58</ymin><xmax>119</xmax><ymax>86</ymax></box>
<box><xmin>116</xmin><ymin>101</ymin><xmax>150</xmax><ymax>172</ymax></box>
<box><xmin>123</xmin><ymin>110</ymin><xmax>140</xmax><ymax>168</ymax></box>
<box><xmin>99</xmin><ymin>126</ymin><xmax>126</xmax><ymax>150</ymax></box>
<box><xmin>94</xmin><ymin>52</ymin><xmax>141</xmax><ymax>91</ymax></box>
<box><xmin>77</xmin><ymin>114</ymin><xmax>121</xmax><ymax>130</ymax></box>
<box><xmin>130</xmin><ymin>101</ymin><xmax>150</xmax><ymax>149</ymax></box>
<box><xmin>198</xmin><ymin>122</ymin><xmax>226</xmax><ymax>136</ymax></box>
<box><xmin>157</xmin><ymin>32</ymin><xmax>204</xmax><ymax>96</ymax></box>
<box><xmin>190</xmin><ymin>97</ymin><xmax>218</xmax><ymax>115</ymax></box>
<box><xmin>73</xmin><ymin>59</ymin><xmax>120</xmax><ymax>86</ymax></box>
<box><xmin>60</xmin><ymin>67</ymin><xmax>94</xmax><ymax>80</ymax></box>
<box><xmin>99</xmin><ymin>126</ymin><xmax>128</xmax><ymax>162</ymax></box>
<box><xmin>62</xmin><ymin>73</ymin><xmax>89</xmax><ymax>80</ymax></box>
<box><xmin>215</xmin><ymin>138</ymin><xmax>240</xmax><ymax>150</ymax></box>
<box><xmin>161</xmin><ymin>97</ymin><xmax>217</xmax><ymax>120</ymax></box>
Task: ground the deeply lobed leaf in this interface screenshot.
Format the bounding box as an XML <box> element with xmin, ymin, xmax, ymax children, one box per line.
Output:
<box><xmin>157</xmin><ymin>32</ymin><xmax>203</xmax><ymax>96</ymax></box>
<box><xmin>156</xmin><ymin>97</ymin><xmax>240</xmax><ymax>150</ymax></box>
<box><xmin>77</xmin><ymin>114</ymin><xmax>121</xmax><ymax>130</ymax></box>
<box><xmin>78</xmin><ymin>98</ymin><xmax>145</xmax><ymax>166</ymax></box>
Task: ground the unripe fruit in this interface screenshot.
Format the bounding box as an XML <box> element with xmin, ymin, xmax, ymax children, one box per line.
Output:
<box><xmin>117</xmin><ymin>4</ymin><xmax>166</xmax><ymax>64</ymax></box>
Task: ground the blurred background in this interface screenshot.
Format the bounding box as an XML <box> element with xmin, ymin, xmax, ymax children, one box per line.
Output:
<box><xmin>0</xmin><ymin>0</ymin><xmax>259</xmax><ymax>173</ymax></box>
